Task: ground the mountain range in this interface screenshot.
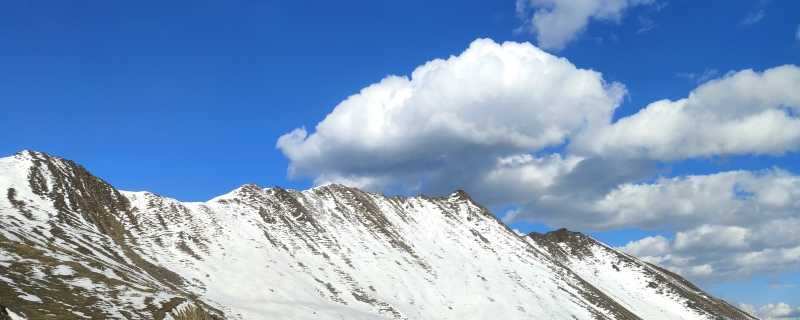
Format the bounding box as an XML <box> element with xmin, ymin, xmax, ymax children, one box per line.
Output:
<box><xmin>0</xmin><ymin>150</ymin><xmax>756</xmax><ymax>319</ymax></box>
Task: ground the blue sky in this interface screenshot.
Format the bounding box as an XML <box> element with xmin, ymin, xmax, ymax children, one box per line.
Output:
<box><xmin>2</xmin><ymin>1</ymin><xmax>800</xmax><ymax>314</ymax></box>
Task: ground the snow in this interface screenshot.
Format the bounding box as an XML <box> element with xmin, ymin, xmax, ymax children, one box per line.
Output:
<box><xmin>525</xmin><ymin>234</ymin><xmax>717</xmax><ymax>320</ymax></box>
<box><xmin>119</xmin><ymin>185</ymin><xmax>613</xmax><ymax>319</ymax></box>
<box><xmin>68</xmin><ymin>277</ymin><xmax>100</xmax><ymax>291</ymax></box>
<box><xmin>0</xmin><ymin>251</ymin><xmax>15</xmax><ymax>267</ymax></box>
<box><xmin>570</xmin><ymin>245</ymin><xmax>706</xmax><ymax>319</ymax></box>
<box><xmin>7</xmin><ymin>309</ymin><xmax>27</xmax><ymax>320</ymax></box>
<box><xmin>18</xmin><ymin>293</ymin><xmax>42</xmax><ymax>303</ymax></box>
<box><xmin>0</xmin><ymin>151</ymin><xmax>57</xmax><ymax>221</ymax></box>
<box><xmin>0</xmin><ymin>151</ymin><xmax>747</xmax><ymax>320</ymax></box>
<box><xmin>0</xmin><ymin>275</ymin><xmax>12</xmax><ymax>284</ymax></box>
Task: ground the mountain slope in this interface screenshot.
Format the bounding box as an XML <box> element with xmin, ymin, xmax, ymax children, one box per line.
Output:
<box><xmin>0</xmin><ymin>150</ymin><xmax>222</xmax><ymax>319</ymax></box>
<box><xmin>526</xmin><ymin>229</ymin><xmax>757</xmax><ymax>320</ymax></box>
<box><xmin>0</xmin><ymin>151</ymin><xmax>754</xmax><ymax>319</ymax></box>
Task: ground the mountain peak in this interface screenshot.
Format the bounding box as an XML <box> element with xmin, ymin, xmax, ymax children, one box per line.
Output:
<box><xmin>449</xmin><ymin>189</ymin><xmax>472</xmax><ymax>201</ymax></box>
<box><xmin>14</xmin><ymin>149</ymin><xmax>37</xmax><ymax>157</ymax></box>
<box><xmin>209</xmin><ymin>183</ymin><xmax>269</xmax><ymax>203</ymax></box>
<box><xmin>309</xmin><ymin>182</ymin><xmax>360</xmax><ymax>193</ymax></box>
<box><xmin>3</xmin><ymin>150</ymin><xmax>85</xmax><ymax>180</ymax></box>
<box><xmin>448</xmin><ymin>189</ymin><xmax>490</xmax><ymax>210</ymax></box>
<box><xmin>529</xmin><ymin>228</ymin><xmax>589</xmax><ymax>242</ymax></box>
<box><xmin>1</xmin><ymin>149</ymin><xmax>131</xmax><ymax>234</ymax></box>
<box><xmin>10</xmin><ymin>149</ymin><xmax>61</xmax><ymax>162</ymax></box>
<box><xmin>237</xmin><ymin>183</ymin><xmax>264</xmax><ymax>194</ymax></box>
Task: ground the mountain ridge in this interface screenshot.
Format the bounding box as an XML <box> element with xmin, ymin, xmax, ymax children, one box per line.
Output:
<box><xmin>526</xmin><ymin>229</ymin><xmax>753</xmax><ymax>319</ymax></box>
<box><xmin>0</xmin><ymin>150</ymin><xmax>755</xmax><ymax>319</ymax></box>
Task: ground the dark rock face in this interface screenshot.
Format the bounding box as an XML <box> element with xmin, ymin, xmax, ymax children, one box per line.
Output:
<box><xmin>0</xmin><ymin>151</ymin><xmax>757</xmax><ymax>319</ymax></box>
<box><xmin>24</xmin><ymin>151</ymin><xmax>131</xmax><ymax>239</ymax></box>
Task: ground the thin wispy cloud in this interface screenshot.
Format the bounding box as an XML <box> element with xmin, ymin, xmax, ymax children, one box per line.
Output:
<box><xmin>652</xmin><ymin>1</ymin><xmax>668</xmax><ymax>11</ymax></box>
<box><xmin>740</xmin><ymin>9</ymin><xmax>765</xmax><ymax>26</ymax></box>
<box><xmin>740</xmin><ymin>0</ymin><xmax>770</xmax><ymax>27</ymax></box>
<box><xmin>636</xmin><ymin>16</ymin><xmax>656</xmax><ymax>34</ymax></box>
<box><xmin>796</xmin><ymin>24</ymin><xmax>800</xmax><ymax>41</ymax></box>
<box><xmin>676</xmin><ymin>68</ymin><xmax>720</xmax><ymax>83</ymax></box>
<box><xmin>768</xmin><ymin>282</ymin><xmax>796</xmax><ymax>289</ymax></box>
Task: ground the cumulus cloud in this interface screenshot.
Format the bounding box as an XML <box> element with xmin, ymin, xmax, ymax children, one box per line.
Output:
<box><xmin>573</xmin><ymin>65</ymin><xmax>800</xmax><ymax>160</ymax></box>
<box><xmin>739</xmin><ymin>302</ymin><xmax>800</xmax><ymax>319</ymax></box>
<box><xmin>611</xmin><ymin>172</ymin><xmax>800</xmax><ymax>279</ymax></box>
<box><xmin>524</xmin><ymin>168</ymin><xmax>800</xmax><ymax>229</ymax></box>
<box><xmin>277</xmin><ymin>38</ymin><xmax>800</xmax><ymax>281</ymax></box>
<box><xmin>515</xmin><ymin>0</ymin><xmax>655</xmax><ymax>50</ymax></box>
<box><xmin>622</xmin><ymin>222</ymin><xmax>800</xmax><ymax>280</ymax></box>
<box><xmin>480</xmin><ymin>163</ymin><xmax>800</xmax><ymax>279</ymax></box>
<box><xmin>278</xmin><ymin>38</ymin><xmax>625</xmax><ymax>196</ymax></box>
<box><xmin>620</xmin><ymin>235</ymin><xmax>670</xmax><ymax>256</ymax></box>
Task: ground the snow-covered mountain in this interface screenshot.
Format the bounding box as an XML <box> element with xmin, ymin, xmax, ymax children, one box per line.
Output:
<box><xmin>526</xmin><ymin>229</ymin><xmax>754</xmax><ymax>320</ymax></box>
<box><xmin>0</xmin><ymin>150</ymin><xmax>756</xmax><ymax>319</ymax></box>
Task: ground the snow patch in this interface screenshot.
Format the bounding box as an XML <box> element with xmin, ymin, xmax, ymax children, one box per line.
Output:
<box><xmin>52</xmin><ymin>264</ymin><xmax>75</xmax><ymax>276</ymax></box>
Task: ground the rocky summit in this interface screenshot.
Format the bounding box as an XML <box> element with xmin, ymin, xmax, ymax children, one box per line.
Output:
<box><xmin>0</xmin><ymin>151</ymin><xmax>755</xmax><ymax>319</ymax></box>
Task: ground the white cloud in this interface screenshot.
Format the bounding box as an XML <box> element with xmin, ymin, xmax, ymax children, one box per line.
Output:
<box><xmin>278</xmin><ymin>38</ymin><xmax>625</xmax><ymax>196</ymax></box>
<box><xmin>574</xmin><ymin>65</ymin><xmax>800</xmax><ymax>160</ymax></box>
<box><xmin>515</xmin><ymin>0</ymin><xmax>655</xmax><ymax>50</ymax></box>
<box><xmin>525</xmin><ymin>168</ymin><xmax>800</xmax><ymax>229</ymax></box>
<box><xmin>739</xmin><ymin>302</ymin><xmax>800</xmax><ymax>319</ymax></box>
<box><xmin>523</xmin><ymin>168</ymin><xmax>800</xmax><ymax>280</ymax></box>
<box><xmin>620</xmin><ymin>235</ymin><xmax>670</xmax><ymax>256</ymax></box>
<box><xmin>277</xmin><ymin>38</ymin><xmax>800</xmax><ymax>282</ymax></box>
<box><xmin>473</xmin><ymin>153</ymin><xmax>586</xmax><ymax>205</ymax></box>
<box><xmin>673</xmin><ymin>225</ymin><xmax>750</xmax><ymax>251</ymax></box>
<box><xmin>622</xmin><ymin>228</ymin><xmax>800</xmax><ymax>281</ymax></box>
